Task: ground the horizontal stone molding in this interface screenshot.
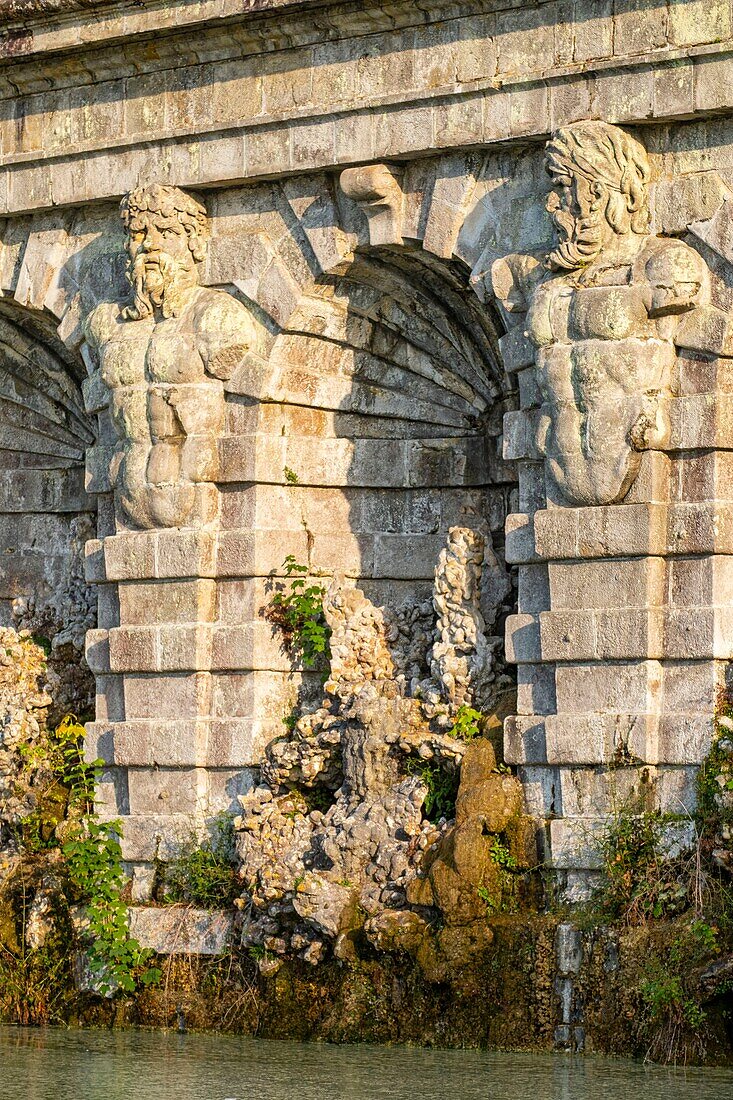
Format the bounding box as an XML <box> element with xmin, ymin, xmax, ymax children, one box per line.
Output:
<box><xmin>509</xmin><ymin>605</ymin><xmax>733</xmax><ymax>662</ymax></box>
<box><xmin>218</xmin><ymin>433</ymin><xmax>489</xmax><ymax>488</ymax></box>
<box><xmin>5</xmin><ymin>41</ymin><xmax>733</xmax><ymax>215</ymax></box>
<box><xmin>87</xmin><ymin>717</ymin><xmax>279</xmax><ymax>768</ymax></box>
<box><xmin>506</xmin><ymin>711</ymin><xmax>715</xmax><ymax>767</ymax></box>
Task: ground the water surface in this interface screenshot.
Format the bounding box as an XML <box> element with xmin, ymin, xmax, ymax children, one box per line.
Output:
<box><xmin>2</xmin><ymin>1025</ymin><xmax>733</xmax><ymax>1100</ymax></box>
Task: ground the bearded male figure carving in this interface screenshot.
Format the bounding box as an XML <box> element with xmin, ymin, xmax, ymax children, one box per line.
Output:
<box><xmin>493</xmin><ymin>120</ymin><xmax>727</xmax><ymax>506</ymax></box>
<box><xmin>83</xmin><ymin>184</ymin><xmax>258</xmax><ymax>529</ymax></box>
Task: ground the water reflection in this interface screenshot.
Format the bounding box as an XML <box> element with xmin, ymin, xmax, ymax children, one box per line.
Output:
<box><xmin>1</xmin><ymin>1025</ymin><xmax>732</xmax><ymax>1100</ymax></box>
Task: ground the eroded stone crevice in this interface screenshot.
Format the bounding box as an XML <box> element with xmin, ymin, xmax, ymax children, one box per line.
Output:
<box><xmin>235</xmin><ymin>524</ymin><xmax>534</xmax><ymax>974</ymax></box>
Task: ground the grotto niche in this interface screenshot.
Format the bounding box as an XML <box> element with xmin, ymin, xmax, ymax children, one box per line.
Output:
<box><xmin>233</xmin><ymin>242</ymin><xmax>536</xmax><ymax>974</ymax></box>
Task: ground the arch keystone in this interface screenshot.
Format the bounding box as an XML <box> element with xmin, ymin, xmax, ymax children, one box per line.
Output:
<box><xmin>339</xmin><ymin>164</ymin><xmax>404</xmax><ymax>248</ymax></box>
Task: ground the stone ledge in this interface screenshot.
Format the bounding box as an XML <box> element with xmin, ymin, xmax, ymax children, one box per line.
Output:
<box><xmin>86</xmin><ymin>717</ymin><xmax>276</xmax><ymax>767</ymax></box>
<box><xmin>128</xmin><ymin>906</ymin><xmax>235</xmax><ymax>955</ymax></box>
<box><xmin>507</xmin><ymin>503</ymin><xmax>733</xmax><ymax>564</ymax></box>
<box><xmin>4</xmin><ymin>45</ymin><xmax>733</xmax><ymax>216</ymax></box>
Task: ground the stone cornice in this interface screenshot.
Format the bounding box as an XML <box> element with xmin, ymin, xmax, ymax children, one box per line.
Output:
<box><xmin>0</xmin><ymin>0</ymin><xmax>543</xmax><ymax>64</ymax></box>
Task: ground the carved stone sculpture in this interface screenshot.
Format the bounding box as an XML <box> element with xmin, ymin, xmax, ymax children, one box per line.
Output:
<box><xmin>83</xmin><ymin>183</ymin><xmax>258</xmax><ymax>529</ymax></box>
<box><xmin>493</xmin><ymin>120</ymin><xmax>731</xmax><ymax>506</ymax></box>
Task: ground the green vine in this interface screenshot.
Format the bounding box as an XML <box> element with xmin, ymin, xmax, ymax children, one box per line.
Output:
<box><xmin>63</xmin><ymin>820</ymin><xmax>160</xmax><ymax>995</ymax></box>
<box><xmin>13</xmin><ymin>714</ymin><xmax>160</xmax><ymax>998</ymax></box>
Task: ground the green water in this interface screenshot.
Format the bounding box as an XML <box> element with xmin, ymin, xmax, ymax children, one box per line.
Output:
<box><xmin>1</xmin><ymin>1026</ymin><xmax>733</xmax><ymax>1100</ymax></box>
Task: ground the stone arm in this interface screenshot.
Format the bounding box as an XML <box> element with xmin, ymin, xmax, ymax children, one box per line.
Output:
<box><xmin>642</xmin><ymin>238</ymin><xmax>733</xmax><ymax>358</ymax></box>
<box><xmin>490</xmin><ymin>253</ymin><xmax>545</xmax><ymax>329</ymax></box>
<box><xmin>195</xmin><ymin>292</ymin><xmax>259</xmax><ymax>382</ymax></box>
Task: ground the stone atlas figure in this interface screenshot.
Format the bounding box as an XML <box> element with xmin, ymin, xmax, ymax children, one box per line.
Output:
<box><xmin>493</xmin><ymin>119</ymin><xmax>728</xmax><ymax>507</ymax></box>
<box><xmin>84</xmin><ymin>183</ymin><xmax>258</xmax><ymax>530</ymax></box>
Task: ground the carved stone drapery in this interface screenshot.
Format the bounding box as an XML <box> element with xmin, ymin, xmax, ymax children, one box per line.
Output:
<box><xmin>83</xmin><ymin>183</ymin><xmax>258</xmax><ymax>530</ymax></box>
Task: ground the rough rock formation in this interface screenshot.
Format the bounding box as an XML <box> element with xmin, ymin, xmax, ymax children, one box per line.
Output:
<box><xmin>235</xmin><ymin>527</ymin><xmax>533</xmax><ymax>974</ymax></box>
<box><xmin>11</xmin><ymin>515</ymin><xmax>96</xmax><ymax>723</ymax></box>
<box><xmin>0</xmin><ymin>630</ymin><xmax>55</xmax><ymax>878</ymax></box>
<box><xmin>707</xmin><ymin>720</ymin><xmax>733</xmax><ymax>877</ymax></box>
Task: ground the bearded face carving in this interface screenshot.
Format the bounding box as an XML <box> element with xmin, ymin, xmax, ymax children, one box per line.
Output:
<box><xmin>121</xmin><ymin>184</ymin><xmax>209</xmax><ymax>321</ymax></box>
<box><xmin>83</xmin><ymin>184</ymin><xmax>259</xmax><ymax>530</ymax></box>
<box><xmin>544</xmin><ymin>122</ymin><xmax>651</xmax><ymax>273</ymax></box>
<box><xmin>493</xmin><ymin>121</ymin><xmax>723</xmax><ymax>507</ymax></box>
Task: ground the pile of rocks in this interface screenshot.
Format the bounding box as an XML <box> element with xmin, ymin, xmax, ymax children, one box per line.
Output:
<box><xmin>234</xmin><ymin>526</ymin><xmax>534</xmax><ymax>974</ymax></box>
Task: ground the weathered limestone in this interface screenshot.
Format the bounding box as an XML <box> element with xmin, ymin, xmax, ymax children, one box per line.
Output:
<box><xmin>1</xmin><ymin>0</ymin><xmax>733</xmax><ymax>904</ymax></box>
<box><xmin>234</xmin><ymin>539</ymin><xmax>528</xmax><ymax>970</ymax></box>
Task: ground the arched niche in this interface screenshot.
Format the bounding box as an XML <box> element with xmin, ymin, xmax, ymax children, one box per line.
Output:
<box><xmin>0</xmin><ymin>298</ymin><xmax>97</xmax><ymax>717</ymax></box>
<box><xmin>254</xmin><ymin>241</ymin><xmax>516</xmax><ymax>635</ymax></box>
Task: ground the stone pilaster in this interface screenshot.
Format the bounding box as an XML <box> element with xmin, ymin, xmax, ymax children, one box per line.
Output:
<box><xmin>504</xmin><ymin>347</ymin><xmax>733</xmax><ymax>897</ymax></box>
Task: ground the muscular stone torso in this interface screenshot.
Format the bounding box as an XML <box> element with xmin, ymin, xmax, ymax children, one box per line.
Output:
<box><xmin>522</xmin><ymin>239</ymin><xmax>693</xmax><ymax>506</ymax></box>
<box><xmin>86</xmin><ymin>285</ymin><xmax>254</xmax><ymax>529</ymax></box>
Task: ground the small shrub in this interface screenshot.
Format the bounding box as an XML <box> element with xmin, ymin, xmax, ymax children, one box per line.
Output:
<box><xmin>265</xmin><ymin>555</ymin><xmax>331</xmax><ymax>670</ymax></box>
<box><xmin>283</xmin><ymin>466</ymin><xmax>300</xmax><ymax>485</ymax></box>
<box><xmin>477</xmin><ymin>838</ymin><xmax>520</xmax><ymax>915</ymax></box>
<box><xmin>406</xmin><ymin>758</ymin><xmax>459</xmax><ymax>823</ymax></box>
<box><xmin>448</xmin><ymin>705</ymin><xmax>483</xmax><ymax>743</ymax></box>
<box><xmin>164</xmin><ymin>815</ymin><xmax>239</xmax><ymax>908</ymax></box>
<box><xmin>592</xmin><ymin>805</ymin><xmax>693</xmax><ymax>925</ymax></box>
<box><xmin>637</xmin><ymin>922</ymin><xmax>719</xmax><ymax>1064</ymax></box>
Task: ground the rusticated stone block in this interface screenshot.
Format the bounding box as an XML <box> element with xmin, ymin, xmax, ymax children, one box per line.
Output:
<box><xmin>658</xmin><ymin>714</ymin><xmax>716</xmax><ymax>765</ymax></box>
<box><xmin>85</xmin><ymin>629</ymin><xmax>110</xmax><ymax>674</ymax></box>
<box><xmin>505</xmin><ymin>513</ymin><xmax>540</xmax><ymax>564</ymax></box>
<box><xmin>113</xmin><ymin>814</ymin><xmax>194</xmax><ymax>862</ymax></box>
<box><xmin>104</xmin><ymin>533</ymin><xmax>156</xmax><ymax>582</ymax></box>
<box><xmin>118</xmin><ymin>579</ymin><xmax>217</xmax><ymax>626</ymax></box>
<box><xmin>503</xmin><ymin>715</ymin><xmax>547</xmax><ymax>765</ymax></box>
<box><xmin>108</xmin><ymin>626</ymin><xmax>158</xmax><ymax>673</ymax></box>
<box><xmin>549</xmin><ymin>558</ymin><xmax>666</xmax><ymax>610</ymax></box>
<box><xmin>156</xmin><ymin>530</ymin><xmax>217</xmax><ymax>580</ymax></box>
<box><xmin>505</xmin><ymin>613</ymin><xmax>542</xmax><ymax>664</ymax></box>
<box><xmin>549</xmin><ymin>818</ymin><xmax>607</xmax><ymax>871</ymax></box>
<box><xmin>123</xmin><ymin>672</ymin><xmax>212</xmax><ymax>721</ymax></box>
<box><xmin>538</xmin><ymin>610</ymin><xmax>596</xmax><ymax>662</ymax></box>
<box><xmin>544</xmin><ymin>713</ymin><xmax>659</xmax><ymax>765</ymax></box>
<box><xmin>84</xmin><ymin>539</ymin><xmax>106</xmax><ymax>584</ymax></box>
<box><xmin>655</xmin><ymin>171</ymin><xmax>729</xmax><ymax>235</ymax></box>
<box><xmin>555</xmin><ymin>661</ymin><xmax>663</xmax><ymax>715</ymax></box>
<box><xmin>516</xmin><ymin>664</ymin><xmax>556</xmax><ymax>716</ymax></box>
<box><xmin>127</xmin><ymin>767</ymin><xmax>202</xmax><ymax>816</ymax></box>
<box><xmin>157</xmin><ymin>625</ymin><xmax>214</xmax><ymax>672</ymax></box>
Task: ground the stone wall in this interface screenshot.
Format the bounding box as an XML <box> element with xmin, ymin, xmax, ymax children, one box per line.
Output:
<box><xmin>2</xmin><ymin>0</ymin><xmax>733</xmax><ymax>896</ymax></box>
